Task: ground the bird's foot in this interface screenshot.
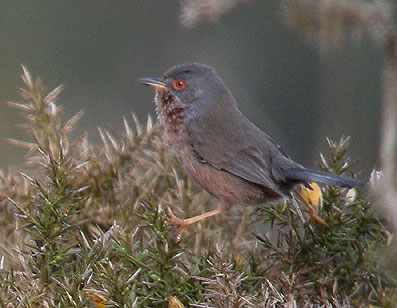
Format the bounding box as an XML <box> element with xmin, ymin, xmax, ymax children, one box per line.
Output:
<box><xmin>162</xmin><ymin>205</ymin><xmax>226</xmax><ymax>243</ymax></box>
<box><xmin>305</xmin><ymin>206</ymin><xmax>328</xmax><ymax>227</ymax></box>
<box><xmin>163</xmin><ymin>206</ymin><xmax>188</xmax><ymax>243</ymax></box>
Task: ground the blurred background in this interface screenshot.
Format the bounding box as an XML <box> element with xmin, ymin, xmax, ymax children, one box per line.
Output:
<box><xmin>0</xmin><ymin>1</ymin><xmax>382</xmax><ymax>177</ymax></box>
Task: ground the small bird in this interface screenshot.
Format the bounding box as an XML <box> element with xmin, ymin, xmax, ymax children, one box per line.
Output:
<box><xmin>139</xmin><ymin>63</ymin><xmax>363</xmax><ymax>240</ymax></box>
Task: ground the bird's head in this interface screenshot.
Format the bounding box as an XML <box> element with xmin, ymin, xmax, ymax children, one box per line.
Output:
<box><xmin>139</xmin><ymin>63</ymin><xmax>236</xmax><ymax>130</ymax></box>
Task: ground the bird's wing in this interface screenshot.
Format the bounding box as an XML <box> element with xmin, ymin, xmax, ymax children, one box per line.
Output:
<box><xmin>186</xmin><ymin>109</ymin><xmax>297</xmax><ymax>195</ymax></box>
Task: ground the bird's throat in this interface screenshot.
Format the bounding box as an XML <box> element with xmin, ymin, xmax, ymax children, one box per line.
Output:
<box><xmin>154</xmin><ymin>89</ymin><xmax>185</xmax><ymax>135</ymax></box>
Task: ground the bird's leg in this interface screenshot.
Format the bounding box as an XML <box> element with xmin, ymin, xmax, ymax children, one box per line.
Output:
<box><xmin>164</xmin><ymin>202</ymin><xmax>229</xmax><ymax>242</ymax></box>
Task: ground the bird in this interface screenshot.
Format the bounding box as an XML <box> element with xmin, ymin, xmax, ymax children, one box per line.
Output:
<box><xmin>139</xmin><ymin>63</ymin><xmax>363</xmax><ymax>241</ymax></box>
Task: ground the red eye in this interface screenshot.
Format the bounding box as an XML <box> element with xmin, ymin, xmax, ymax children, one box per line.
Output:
<box><xmin>172</xmin><ymin>79</ymin><xmax>186</xmax><ymax>91</ymax></box>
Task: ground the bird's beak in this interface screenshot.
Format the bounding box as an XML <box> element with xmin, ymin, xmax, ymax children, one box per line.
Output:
<box><xmin>138</xmin><ymin>77</ymin><xmax>168</xmax><ymax>90</ymax></box>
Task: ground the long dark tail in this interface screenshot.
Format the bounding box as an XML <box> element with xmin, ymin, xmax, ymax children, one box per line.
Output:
<box><xmin>284</xmin><ymin>168</ymin><xmax>364</xmax><ymax>188</ymax></box>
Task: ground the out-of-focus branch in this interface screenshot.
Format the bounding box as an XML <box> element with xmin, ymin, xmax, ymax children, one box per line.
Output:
<box><xmin>374</xmin><ymin>30</ymin><xmax>397</xmax><ymax>230</ymax></box>
<box><xmin>180</xmin><ymin>0</ymin><xmax>249</xmax><ymax>28</ymax></box>
<box><xmin>283</xmin><ymin>0</ymin><xmax>393</xmax><ymax>50</ymax></box>
<box><xmin>380</xmin><ymin>32</ymin><xmax>397</xmax><ymax>179</ymax></box>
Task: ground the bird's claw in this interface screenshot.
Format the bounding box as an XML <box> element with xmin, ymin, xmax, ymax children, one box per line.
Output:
<box><xmin>305</xmin><ymin>206</ymin><xmax>328</xmax><ymax>227</ymax></box>
<box><xmin>162</xmin><ymin>205</ymin><xmax>187</xmax><ymax>243</ymax></box>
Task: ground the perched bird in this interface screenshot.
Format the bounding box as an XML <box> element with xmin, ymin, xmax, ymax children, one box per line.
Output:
<box><xmin>139</xmin><ymin>63</ymin><xmax>363</xmax><ymax>240</ymax></box>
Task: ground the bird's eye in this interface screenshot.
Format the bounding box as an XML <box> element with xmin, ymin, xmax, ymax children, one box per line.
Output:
<box><xmin>172</xmin><ymin>79</ymin><xmax>186</xmax><ymax>91</ymax></box>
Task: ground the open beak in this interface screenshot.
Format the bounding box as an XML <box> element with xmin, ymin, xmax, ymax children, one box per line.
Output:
<box><xmin>138</xmin><ymin>77</ymin><xmax>168</xmax><ymax>90</ymax></box>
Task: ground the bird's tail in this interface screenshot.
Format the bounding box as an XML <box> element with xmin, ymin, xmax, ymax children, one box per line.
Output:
<box><xmin>284</xmin><ymin>168</ymin><xmax>364</xmax><ymax>188</ymax></box>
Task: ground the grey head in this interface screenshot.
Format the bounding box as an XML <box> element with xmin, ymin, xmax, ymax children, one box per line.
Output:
<box><xmin>139</xmin><ymin>63</ymin><xmax>238</xmax><ymax>123</ymax></box>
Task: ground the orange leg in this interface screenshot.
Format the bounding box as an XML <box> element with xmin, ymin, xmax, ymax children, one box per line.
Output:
<box><xmin>164</xmin><ymin>202</ymin><xmax>229</xmax><ymax>242</ymax></box>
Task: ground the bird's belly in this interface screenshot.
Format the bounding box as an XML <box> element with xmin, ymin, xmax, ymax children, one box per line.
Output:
<box><xmin>174</xmin><ymin>144</ymin><xmax>281</xmax><ymax>205</ymax></box>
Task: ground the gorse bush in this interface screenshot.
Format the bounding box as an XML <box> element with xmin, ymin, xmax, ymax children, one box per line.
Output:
<box><xmin>0</xmin><ymin>68</ymin><xmax>395</xmax><ymax>307</ymax></box>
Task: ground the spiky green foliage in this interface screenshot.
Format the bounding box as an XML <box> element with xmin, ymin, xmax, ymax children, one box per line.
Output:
<box><xmin>0</xmin><ymin>69</ymin><xmax>395</xmax><ymax>307</ymax></box>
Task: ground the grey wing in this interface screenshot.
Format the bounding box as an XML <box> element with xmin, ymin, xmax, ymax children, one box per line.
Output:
<box><xmin>186</xmin><ymin>111</ymin><xmax>296</xmax><ymax>195</ymax></box>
